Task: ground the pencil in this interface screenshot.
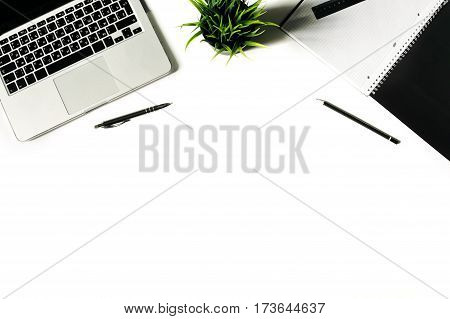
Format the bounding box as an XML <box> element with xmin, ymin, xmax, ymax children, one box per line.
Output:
<box><xmin>318</xmin><ymin>99</ymin><xmax>400</xmax><ymax>145</ymax></box>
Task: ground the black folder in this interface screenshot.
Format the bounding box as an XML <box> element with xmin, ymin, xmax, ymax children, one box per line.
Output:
<box><xmin>372</xmin><ymin>3</ymin><xmax>450</xmax><ymax>161</ymax></box>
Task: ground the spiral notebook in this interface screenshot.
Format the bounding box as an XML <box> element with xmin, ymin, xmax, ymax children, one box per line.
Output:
<box><xmin>283</xmin><ymin>0</ymin><xmax>450</xmax><ymax>160</ymax></box>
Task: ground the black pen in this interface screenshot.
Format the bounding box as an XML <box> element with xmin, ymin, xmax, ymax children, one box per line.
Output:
<box><xmin>318</xmin><ymin>99</ymin><xmax>400</xmax><ymax>144</ymax></box>
<box><xmin>95</xmin><ymin>103</ymin><xmax>172</xmax><ymax>129</ymax></box>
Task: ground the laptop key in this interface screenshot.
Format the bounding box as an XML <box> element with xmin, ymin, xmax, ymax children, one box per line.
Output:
<box><xmin>3</xmin><ymin>72</ymin><xmax>15</xmax><ymax>84</ymax></box>
<box><xmin>88</xmin><ymin>34</ymin><xmax>98</xmax><ymax>43</ymax></box>
<box><xmin>1</xmin><ymin>61</ymin><xmax>17</xmax><ymax>75</ymax></box>
<box><xmin>133</xmin><ymin>27</ymin><xmax>142</xmax><ymax>34</ymax></box>
<box><xmin>56</xmin><ymin>29</ymin><xmax>65</xmax><ymax>38</ymax></box>
<box><xmin>106</xmin><ymin>25</ymin><xmax>117</xmax><ymax>34</ymax></box>
<box><xmin>117</xmin><ymin>10</ymin><xmax>126</xmax><ymax>19</ymax></box>
<box><xmin>24</xmin><ymin>64</ymin><xmax>34</xmax><ymax>74</ymax></box>
<box><xmin>9</xmin><ymin>34</ymin><xmax>18</xmax><ymax>41</ymax></box>
<box><xmin>42</xmin><ymin>55</ymin><xmax>53</xmax><ymax>65</ymax></box>
<box><xmin>0</xmin><ymin>39</ymin><xmax>8</xmax><ymax>45</ymax></box>
<box><xmin>93</xmin><ymin>1</ymin><xmax>102</xmax><ymax>10</ymax></box>
<box><xmin>89</xmin><ymin>23</ymin><xmax>99</xmax><ymax>33</ymax></box>
<box><xmin>66</xmin><ymin>13</ymin><xmax>76</xmax><ymax>23</ymax></box>
<box><xmin>11</xmin><ymin>40</ymin><xmax>21</xmax><ymax>49</ymax></box>
<box><xmin>71</xmin><ymin>31</ymin><xmax>81</xmax><ymax>41</ymax></box>
<box><xmin>98</xmin><ymin>18</ymin><xmax>108</xmax><ymax>28</ymax></box>
<box><xmin>62</xmin><ymin>36</ymin><xmax>72</xmax><ymax>46</ymax></box>
<box><xmin>75</xmin><ymin>3</ymin><xmax>84</xmax><ymax>9</ymax></box>
<box><xmin>46</xmin><ymin>33</ymin><xmax>57</xmax><ymax>43</ymax></box>
<box><xmin>101</xmin><ymin>7</ymin><xmax>111</xmax><ymax>16</ymax></box>
<box><xmin>29</xmin><ymin>31</ymin><xmax>39</xmax><ymax>40</ymax></box>
<box><xmin>48</xmin><ymin>22</ymin><xmax>57</xmax><ymax>32</ymax></box>
<box><xmin>25</xmin><ymin>74</ymin><xmax>36</xmax><ymax>85</ymax></box>
<box><xmin>74</xmin><ymin>20</ymin><xmax>84</xmax><ymax>29</ymax></box>
<box><xmin>43</xmin><ymin>44</ymin><xmax>53</xmax><ymax>54</ymax></box>
<box><xmin>25</xmin><ymin>53</ymin><xmax>35</xmax><ymax>63</ymax></box>
<box><xmin>51</xmin><ymin>51</ymin><xmax>62</xmax><ymax>60</ymax></box>
<box><xmin>2</xmin><ymin>44</ymin><xmax>12</xmax><ymax>54</ymax></box>
<box><xmin>33</xmin><ymin>59</ymin><xmax>44</xmax><ymax>69</ymax></box>
<box><xmin>10</xmin><ymin>50</ymin><xmax>20</xmax><ymax>59</ymax></box>
<box><xmin>64</xmin><ymin>24</ymin><xmax>75</xmax><ymax>34</ymax></box>
<box><xmin>34</xmin><ymin>49</ymin><xmax>44</xmax><ymax>59</ymax></box>
<box><xmin>116</xmin><ymin>15</ymin><xmax>136</xmax><ymax>30</ymax></box>
<box><xmin>97</xmin><ymin>29</ymin><xmax>107</xmax><ymax>39</ymax></box>
<box><xmin>103</xmin><ymin>36</ymin><xmax>114</xmax><ymax>47</ymax></box>
<box><xmin>19</xmin><ymin>30</ymin><xmax>27</xmax><ymax>36</ymax></box>
<box><xmin>92</xmin><ymin>40</ymin><xmax>105</xmax><ymax>53</ymax></box>
<box><xmin>46</xmin><ymin>16</ymin><xmax>56</xmax><ymax>23</ymax></box>
<box><xmin>92</xmin><ymin>11</ymin><xmax>102</xmax><ymax>20</ymax></box>
<box><xmin>16</xmin><ymin>78</ymin><xmax>27</xmax><ymax>89</ymax></box>
<box><xmin>107</xmin><ymin>15</ymin><xmax>117</xmax><ymax>25</ymax></box>
<box><xmin>111</xmin><ymin>2</ymin><xmax>120</xmax><ymax>11</ymax></box>
<box><xmin>0</xmin><ymin>54</ymin><xmax>11</xmax><ymax>66</ymax></box>
<box><xmin>82</xmin><ymin>16</ymin><xmax>93</xmax><ymax>25</ymax></box>
<box><xmin>56</xmin><ymin>18</ymin><xmax>66</xmax><ymax>28</ymax></box>
<box><xmin>20</xmin><ymin>35</ymin><xmax>30</xmax><ymax>45</ymax></box>
<box><xmin>103</xmin><ymin>0</ymin><xmax>112</xmax><ymax>5</ymax></box>
<box><xmin>53</xmin><ymin>40</ymin><xmax>62</xmax><ymax>50</ymax></box>
<box><xmin>47</xmin><ymin>46</ymin><xmax>94</xmax><ymax>75</ymax></box>
<box><xmin>122</xmin><ymin>4</ymin><xmax>133</xmax><ymax>15</ymax></box>
<box><xmin>84</xmin><ymin>5</ymin><xmax>94</xmax><ymax>14</ymax></box>
<box><xmin>28</xmin><ymin>42</ymin><xmax>38</xmax><ymax>51</ymax></box>
<box><xmin>15</xmin><ymin>68</ymin><xmax>25</xmax><ymax>78</ymax></box>
<box><xmin>122</xmin><ymin>27</ymin><xmax>132</xmax><ymax>39</ymax></box>
<box><xmin>38</xmin><ymin>27</ymin><xmax>48</xmax><ymax>37</ymax></box>
<box><xmin>37</xmin><ymin>38</ymin><xmax>47</xmax><ymax>47</ymax></box>
<box><xmin>80</xmin><ymin>27</ymin><xmax>90</xmax><ymax>37</ymax></box>
<box><xmin>75</xmin><ymin>9</ymin><xmax>85</xmax><ymax>19</ymax></box>
<box><xmin>35</xmin><ymin>68</ymin><xmax>48</xmax><ymax>81</ymax></box>
<box><xmin>79</xmin><ymin>38</ymin><xmax>89</xmax><ymax>47</ymax></box>
<box><xmin>19</xmin><ymin>47</ymin><xmax>29</xmax><ymax>56</ymax></box>
<box><xmin>61</xmin><ymin>47</ymin><xmax>71</xmax><ymax>56</ymax></box>
<box><xmin>114</xmin><ymin>36</ymin><xmax>123</xmax><ymax>43</ymax></box>
<box><xmin>16</xmin><ymin>58</ymin><xmax>26</xmax><ymax>67</ymax></box>
<box><xmin>69</xmin><ymin>42</ymin><xmax>80</xmax><ymax>52</ymax></box>
<box><xmin>7</xmin><ymin>82</ymin><xmax>18</xmax><ymax>94</ymax></box>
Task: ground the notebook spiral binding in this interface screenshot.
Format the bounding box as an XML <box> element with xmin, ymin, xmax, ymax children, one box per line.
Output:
<box><xmin>369</xmin><ymin>0</ymin><xmax>448</xmax><ymax>95</ymax></box>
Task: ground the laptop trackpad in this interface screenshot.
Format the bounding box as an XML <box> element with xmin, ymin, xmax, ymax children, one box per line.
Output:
<box><xmin>54</xmin><ymin>57</ymin><xmax>119</xmax><ymax>115</ymax></box>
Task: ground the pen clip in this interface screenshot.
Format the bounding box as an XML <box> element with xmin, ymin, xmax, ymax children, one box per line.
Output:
<box><xmin>101</xmin><ymin>119</ymin><xmax>130</xmax><ymax>129</ymax></box>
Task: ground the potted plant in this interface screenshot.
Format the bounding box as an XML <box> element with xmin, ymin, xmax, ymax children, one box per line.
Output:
<box><xmin>182</xmin><ymin>0</ymin><xmax>278</xmax><ymax>62</ymax></box>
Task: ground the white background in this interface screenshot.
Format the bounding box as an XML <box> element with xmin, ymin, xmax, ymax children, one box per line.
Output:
<box><xmin>1</xmin><ymin>0</ymin><xmax>449</xmax><ymax>318</ymax></box>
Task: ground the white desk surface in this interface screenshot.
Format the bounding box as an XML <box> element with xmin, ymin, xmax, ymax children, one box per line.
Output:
<box><xmin>1</xmin><ymin>1</ymin><xmax>449</xmax><ymax>318</ymax></box>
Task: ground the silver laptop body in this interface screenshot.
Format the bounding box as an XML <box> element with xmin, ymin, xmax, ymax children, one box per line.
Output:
<box><xmin>0</xmin><ymin>0</ymin><xmax>171</xmax><ymax>141</ymax></box>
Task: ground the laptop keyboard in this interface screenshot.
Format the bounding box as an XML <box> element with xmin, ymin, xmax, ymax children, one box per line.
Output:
<box><xmin>0</xmin><ymin>0</ymin><xmax>143</xmax><ymax>95</ymax></box>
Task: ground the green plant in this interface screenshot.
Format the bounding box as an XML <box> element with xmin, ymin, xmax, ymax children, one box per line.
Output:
<box><xmin>182</xmin><ymin>0</ymin><xmax>278</xmax><ymax>62</ymax></box>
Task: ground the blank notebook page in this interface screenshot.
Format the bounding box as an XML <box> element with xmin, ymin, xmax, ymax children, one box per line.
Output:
<box><xmin>283</xmin><ymin>0</ymin><xmax>434</xmax><ymax>95</ymax></box>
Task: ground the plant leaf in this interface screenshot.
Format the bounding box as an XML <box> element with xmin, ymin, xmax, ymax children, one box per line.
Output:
<box><xmin>185</xmin><ymin>30</ymin><xmax>203</xmax><ymax>49</ymax></box>
<box><xmin>244</xmin><ymin>41</ymin><xmax>267</xmax><ymax>48</ymax></box>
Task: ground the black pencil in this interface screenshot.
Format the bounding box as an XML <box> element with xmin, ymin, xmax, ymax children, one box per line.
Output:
<box><xmin>318</xmin><ymin>99</ymin><xmax>400</xmax><ymax>145</ymax></box>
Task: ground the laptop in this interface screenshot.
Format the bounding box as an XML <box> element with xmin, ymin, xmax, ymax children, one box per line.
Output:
<box><xmin>0</xmin><ymin>0</ymin><xmax>172</xmax><ymax>141</ymax></box>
